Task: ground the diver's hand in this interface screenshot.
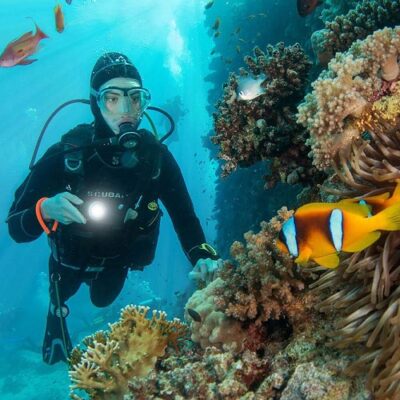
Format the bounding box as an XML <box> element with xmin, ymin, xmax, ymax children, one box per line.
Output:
<box><xmin>189</xmin><ymin>258</ymin><xmax>223</xmax><ymax>285</ymax></box>
<box><xmin>40</xmin><ymin>192</ymin><xmax>86</xmax><ymax>225</ymax></box>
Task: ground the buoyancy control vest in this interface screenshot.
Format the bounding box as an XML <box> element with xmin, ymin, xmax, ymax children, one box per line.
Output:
<box><xmin>57</xmin><ymin>124</ymin><xmax>163</xmax><ymax>253</ymax></box>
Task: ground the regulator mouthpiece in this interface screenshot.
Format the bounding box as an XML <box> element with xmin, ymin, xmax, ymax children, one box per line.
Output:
<box><xmin>118</xmin><ymin>122</ymin><xmax>141</xmax><ymax>149</ymax></box>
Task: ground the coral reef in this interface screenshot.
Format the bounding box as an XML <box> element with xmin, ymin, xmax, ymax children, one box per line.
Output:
<box><xmin>213</xmin><ymin>213</ymin><xmax>316</xmax><ymax>331</ymax></box>
<box><xmin>298</xmin><ymin>27</ymin><xmax>400</xmax><ymax>170</ymax></box>
<box><xmin>309</xmin><ymin>118</ymin><xmax>400</xmax><ymax>399</ymax></box>
<box><xmin>203</xmin><ymin>0</ymin><xmax>320</xmax><ymax>256</ymax></box>
<box><xmin>319</xmin><ymin>0</ymin><xmax>358</xmax><ymax>24</ymax></box>
<box><xmin>211</xmin><ymin>42</ymin><xmax>319</xmax><ymax>187</ymax></box>
<box><xmin>187</xmin><ymin>211</ymin><xmax>318</xmax><ymax>354</ymax></box>
<box><xmin>71</xmin><ymin>220</ymin><xmax>372</xmax><ymax>399</ymax></box>
<box><xmin>68</xmin><ymin>305</ymin><xmax>186</xmax><ymax>400</ymax></box>
<box><xmin>122</xmin><ymin>218</ymin><xmax>369</xmax><ymax>399</ymax></box>
<box><xmin>125</xmin><ymin>340</ymin><xmax>368</xmax><ymax>400</ymax></box>
<box><xmin>311</xmin><ymin>0</ymin><xmax>400</xmax><ymax>65</ymax></box>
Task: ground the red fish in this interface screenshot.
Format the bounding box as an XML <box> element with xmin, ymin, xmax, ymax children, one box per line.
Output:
<box><xmin>297</xmin><ymin>0</ymin><xmax>323</xmax><ymax>17</ymax></box>
<box><xmin>0</xmin><ymin>22</ymin><xmax>48</xmax><ymax>67</ymax></box>
<box><xmin>54</xmin><ymin>4</ymin><xmax>65</xmax><ymax>33</ymax></box>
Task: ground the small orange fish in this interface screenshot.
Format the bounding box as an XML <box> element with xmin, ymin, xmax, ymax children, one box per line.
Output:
<box><xmin>0</xmin><ymin>22</ymin><xmax>48</xmax><ymax>67</ymax></box>
<box><xmin>54</xmin><ymin>4</ymin><xmax>65</xmax><ymax>33</ymax></box>
<box><xmin>212</xmin><ymin>17</ymin><xmax>220</xmax><ymax>30</ymax></box>
<box><xmin>277</xmin><ymin>199</ymin><xmax>400</xmax><ymax>268</ymax></box>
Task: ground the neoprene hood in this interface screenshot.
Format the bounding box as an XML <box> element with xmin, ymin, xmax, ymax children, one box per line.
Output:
<box><xmin>90</xmin><ymin>52</ymin><xmax>143</xmax><ymax>138</ymax></box>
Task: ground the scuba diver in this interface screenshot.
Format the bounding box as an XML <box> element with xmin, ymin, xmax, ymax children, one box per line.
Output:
<box><xmin>6</xmin><ymin>52</ymin><xmax>221</xmax><ymax>365</ymax></box>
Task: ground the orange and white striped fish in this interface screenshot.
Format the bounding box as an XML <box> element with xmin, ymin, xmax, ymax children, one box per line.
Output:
<box><xmin>276</xmin><ymin>198</ymin><xmax>400</xmax><ymax>268</ymax></box>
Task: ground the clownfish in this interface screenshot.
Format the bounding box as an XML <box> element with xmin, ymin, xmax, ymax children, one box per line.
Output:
<box><xmin>276</xmin><ymin>199</ymin><xmax>400</xmax><ymax>268</ymax></box>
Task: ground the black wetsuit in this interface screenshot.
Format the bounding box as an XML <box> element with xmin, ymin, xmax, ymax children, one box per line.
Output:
<box><xmin>7</xmin><ymin>124</ymin><xmax>211</xmax><ymax>307</ymax></box>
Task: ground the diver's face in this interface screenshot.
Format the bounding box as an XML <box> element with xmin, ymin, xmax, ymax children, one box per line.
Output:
<box><xmin>98</xmin><ymin>77</ymin><xmax>142</xmax><ymax>134</ymax></box>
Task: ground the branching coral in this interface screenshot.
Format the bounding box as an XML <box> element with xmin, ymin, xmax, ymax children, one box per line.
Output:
<box><xmin>68</xmin><ymin>305</ymin><xmax>187</xmax><ymax>400</ymax></box>
<box><xmin>186</xmin><ymin>209</ymin><xmax>318</xmax><ymax>355</ymax></box>
<box><xmin>211</xmin><ymin>42</ymin><xmax>317</xmax><ymax>187</ymax></box>
<box><xmin>213</xmin><ymin>212</ymin><xmax>317</xmax><ymax>335</ymax></box>
<box><xmin>309</xmin><ymin>120</ymin><xmax>400</xmax><ymax>399</ymax></box>
<box><xmin>298</xmin><ymin>27</ymin><xmax>400</xmax><ymax>170</ymax></box>
<box><xmin>311</xmin><ymin>0</ymin><xmax>400</xmax><ymax>65</ymax></box>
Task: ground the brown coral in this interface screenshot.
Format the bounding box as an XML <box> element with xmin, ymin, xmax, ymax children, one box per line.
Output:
<box><xmin>68</xmin><ymin>305</ymin><xmax>187</xmax><ymax>400</ymax></box>
<box><xmin>208</xmin><ymin>210</ymin><xmax>318</xmax><ymax>354</ymax></box>
<box><xmin>211</xmin><ymin>42</ymin><xmax>317</xmax><ymax>187</ymax></box>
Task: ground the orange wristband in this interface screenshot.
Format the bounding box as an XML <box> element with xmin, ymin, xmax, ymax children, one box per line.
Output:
<box><xmin>35</xmin><ymin>197</ymin><xmax>58</xmax><ymax>235</ymax></box>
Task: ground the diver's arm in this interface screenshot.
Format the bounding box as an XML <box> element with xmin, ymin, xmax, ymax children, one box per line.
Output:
<box><xmin>159</xmin><ymin>146</ymin><xmax>218</xmax><ymax>265</ymax></box>
<box><xmin>6</xmin><ymin>144</ymin><xmax>63</xmax><ymax>242</ymax></box>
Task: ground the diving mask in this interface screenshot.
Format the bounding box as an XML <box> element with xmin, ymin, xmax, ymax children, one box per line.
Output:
<box><xmin>91</xmin><ymin>86</ymin><xmax>151</xmax><ymax>116</ymax></box>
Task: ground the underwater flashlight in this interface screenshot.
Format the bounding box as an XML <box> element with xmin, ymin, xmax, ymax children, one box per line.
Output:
<box><xmin>88</xmin><ymin>201</ymin><xmax>107</xmax><ymax>221</ymax></box>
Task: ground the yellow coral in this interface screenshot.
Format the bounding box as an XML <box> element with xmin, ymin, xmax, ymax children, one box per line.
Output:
<box><xmin>69</xmin><ymin>305</ymin><xmax>187</xmax><ymax>400</ymax></box>
<box><xmin>350</xmin><ymin>82</ymin><xmax>400</xmax><ymax>135</ymax></box>
<box><xmin>298</xmin><ymin>27</ymin><xmax>400</xmax><ymax>170</ymax></box>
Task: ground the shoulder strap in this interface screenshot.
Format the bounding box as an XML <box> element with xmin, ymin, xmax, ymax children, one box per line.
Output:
<box><xmin>125</xmin><ymin>130</ymin><xmax>163</xmax><ymax>208</ymax></box>
<box><xmin>61</xmin><ymin>123</ymin><xmax>94</xmax><ymax>176</ymax></box>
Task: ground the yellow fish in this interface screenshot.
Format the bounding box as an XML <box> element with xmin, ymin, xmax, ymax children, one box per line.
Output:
<box><xmin>276</xmin><ymin>200</ymin><xmax>400</xmax><ymax>268</ymax></box>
